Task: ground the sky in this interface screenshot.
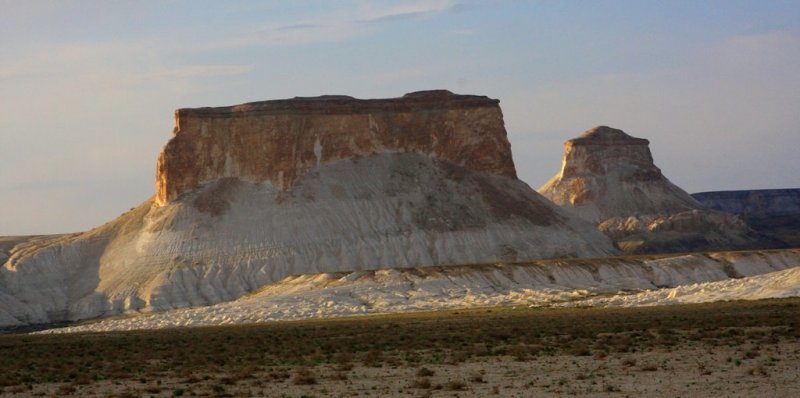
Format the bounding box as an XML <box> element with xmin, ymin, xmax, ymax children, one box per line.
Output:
<box><xmin>1</xmin><ymin>0</ymin><xmax>799</xmax><ymax>235</ymax></box>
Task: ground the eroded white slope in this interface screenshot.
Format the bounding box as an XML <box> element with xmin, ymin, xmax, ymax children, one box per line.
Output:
<box><xmin>39</xmin><ymin>249</ymin><xmax>800</xmax><ymax>333</ymax></box>
<box><xmin>1</xmin><ymin>153</ymin><xmax>616</xmax><ymax>327</ymax></box>
<box><xmin>567</xmin><ymin>267</ymin><xmax>800</xmax><ymax>307</ymax></box>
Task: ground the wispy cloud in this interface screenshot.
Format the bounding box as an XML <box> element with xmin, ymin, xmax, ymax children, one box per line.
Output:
<box><xmin>201</xmin><ymin>0</ymin><xmax>455</xmax><ymax>50</ymax></box>
<box><xmin>354</xmin><ymin>0</ymin><xmax>455</xmax><ymax>23</ymax></box>
<box><xmin>203</xmin><ymin>22</ymin><xmax>361</xmax><ymax>49</ymax></box>
<box><xmin>275</xmin><ymin>23</ymin><xmax>319</xmax><ymax>31</ymax></box>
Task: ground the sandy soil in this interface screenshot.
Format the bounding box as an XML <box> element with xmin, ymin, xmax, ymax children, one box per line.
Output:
<box><xmin>3</xmin><ymin>338</ymin><xmax>797</xmax><ymax>397</ymax></box>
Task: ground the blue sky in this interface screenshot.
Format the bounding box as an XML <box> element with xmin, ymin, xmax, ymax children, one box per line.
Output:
<box><xmin>1</xmin><ymin>0</ymin><xmax>799</xmax><ymax>235</ymax></box>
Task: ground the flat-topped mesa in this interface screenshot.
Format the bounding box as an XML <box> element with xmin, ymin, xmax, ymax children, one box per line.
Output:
<box><xmin>156</xmin><ymin>90</ymin><xmax>516</xmax><ymax>205</ymax></box>
<box><xmin>560</xmin><ymin>126</ymin><xmax>656</xmax><ymax>179</ymax></box>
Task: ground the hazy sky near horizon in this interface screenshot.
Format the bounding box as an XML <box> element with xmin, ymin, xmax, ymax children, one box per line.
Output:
<box><xmin>1</xmin><ymin>0</ymin><xmax>799</xmax><ymax>235</ymax></box>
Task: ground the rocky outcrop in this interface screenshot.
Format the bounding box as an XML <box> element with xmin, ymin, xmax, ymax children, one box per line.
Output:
<box><xmin>156</xmin><ymin>90</ymin><xmax>516</xmax><ymax>205</ymax></box>
<box><xmin>693</xmin><ymin>189</ymin><xmax>800</xmax><ymax>247</ymax></box>
<box><xmin>538</xmin><ymin>126</ymin><xmax>702</xmax><ymax>221</ymax></box>
<box><xmin>0</xmin><ymin>91</ymin><xmax>618</xmax><ymax>327</ymax></box>
<box><xmin>596</xmin><ymin>211</ymin><xmax>761</xmax><ymax>254</ymax></box>
<box><xmin>539</xmin><ymin>126</ymin><xmax>775</xmax><ymax>254</ymax></box>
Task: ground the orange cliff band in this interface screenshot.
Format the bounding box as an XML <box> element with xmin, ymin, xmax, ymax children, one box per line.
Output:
<box><xmin>155</xmin><ymin>90</ymin><xmax>517</xmax><ymax>205</ymax></box>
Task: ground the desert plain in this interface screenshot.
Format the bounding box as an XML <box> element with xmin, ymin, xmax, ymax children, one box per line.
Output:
<box><xmin>2</xmin><ymin>298</ymin><xmax>799</xmax><ymax>397</ymax></box>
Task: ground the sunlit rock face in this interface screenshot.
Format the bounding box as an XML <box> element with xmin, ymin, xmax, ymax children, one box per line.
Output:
<box><xmin>538</xmin><ymin>126</ymin><xmax>702</xmax><ymax>222</ymax></box>
<box><xmin>156</xmin><ymin>90</ymin><xmax>517</xmax><ymax>205</ymax></box>
<box><xmin>539</xmin><ymin>126</ymin><xmax>775</xmax><ymax>254</ymax></box>
<box><xmin>0</xmin><ymin>91</ymin><xmax>618</xmax><ymax>327</ymax></box>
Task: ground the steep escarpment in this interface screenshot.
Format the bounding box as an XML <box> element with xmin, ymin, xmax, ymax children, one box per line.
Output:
<box><xmin>156</xmin><ymin>90</ymin><xmax>516</xmax><ymax>204</ymax></box>
<box><xmin>0</xmin><ymin>91</ymin><xmax>618</xmax><ymax>327</ymax></box>
<box><xmin>539</xmin><ymin>126</ymin><xmax>775</xmax><ymax>254</ymax></box>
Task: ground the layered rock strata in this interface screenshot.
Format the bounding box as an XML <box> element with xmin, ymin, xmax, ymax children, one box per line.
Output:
<box><xmin>693</xmin><ymin>189</ymin><xmax>800</xmax><ymax>216</ymax></box>
<box><xmin>539</xmin><ymin>126</ymin><xmax>774</xmax><ymax>254</ymax></box>
<box><xmin>693</xmin><ymin>189</ymin><xmax>800</xmax><ymax>247</ymax></box>
<box><xmin>0</xmin><ymin>91</ymin><xmax>618</xmax><ymax>327</ymax></box>
<box><xmin>156</xmin><ymin>90</ymin><xmax>516</xmax><ymax>204</ymax></box>
<box><xmin>538</xmin><ymin>126</ymin><xmax>703</xmax><ymax>221</ymax></box>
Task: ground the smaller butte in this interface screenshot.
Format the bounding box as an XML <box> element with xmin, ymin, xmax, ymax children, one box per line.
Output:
<box><xmin>539</xmin><ymin>126</ymin><xmax>701</xmax><ymax>222</ymax></box>
<box><xmin>539</xmin><ymin>126</ymin><xmax>775</xmax><ymax>254</ymax></box>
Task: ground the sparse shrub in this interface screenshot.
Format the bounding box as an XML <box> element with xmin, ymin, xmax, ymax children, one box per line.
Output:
<box><xmin>336</xmin><ymin>362</ymin><xmax>354</xmax><ymax>371</ymax></box>
<box><xmin>266</xmin><ymin>369</ymin><xmax>290</xmax><ymax>382</ymax></box>
<box><xmin>416</xmin><ymin>367</ymin><xmax>435</xmax><ymax>377</ymax></box>
<box><xmin>73</xmin><ymin>374</ymin><xmax>92</xmax><ymax>385</ymax></box>
<box><xmin>747</xmin><ymin>365</ymin><xmax>769</xmax><ymax>377</ymax></box>
<box><xmin>115</xmin><ymin>390</ymin><xmax>139</xmax><ymax>398</ymax></box>
<box><xmin>445</xmin><ymin>380</ymin><xmax>466</xmax><ymax>390</ymax></box>
<box><xmin>0</xmin><ymin>375</ymin><xmax>21</xmax><ymax>387</ymax></box>
<box><xmin>292</xmin><ymin>368</ymin><xmax>316</xmax><ymax>385</ymax></box>
<box><xmin>362</xmin><ymin>349</ymin><xmax>384</xmax><ymax>367</ymax></box>
<box><xmin>447</xmin><ymin>350</ymin><xmax>470</xmax><ymax>364</ymax></box>
<box><xmin>603</xmin><ymin>383</ymin><xmax>621</xmax><ymax>392</ymax></box>
<box><xmin>183</xmin><ymin>375</ymin><xmax>201</xmax><ymax>384</ymax></box>
<box><xmin>510</xmin><ymin>344</ymin><xmax>531</xmax><ymax>361</ymax></box>
<box><xmin>569</xmin><ymin>343</ymin><xmax>591</xmax><ymax>356</ymax></box>
<box><xmin>410</xmin><ymin>377</ymin><xmax>432</xmax><ymax>389</ymax></box>
<box><xmin>575</xmin><ymin>373</ymin><xmax>590</xmax><ymax>380</ymax></box>
<box><xmin>333</xmin><ymin>352</ymin><xmax>353</xmax><ymax>370</ymax></box>
<box><xmin>745</xmin><ymin>348</ymin><xmax>760</xmax><ymax>359</ymax></box>
<box><xmin>639</xmin><ymin>364</ymin><xmax>658</xmax><ymax>372</ymax></box>
<box><xmin>54</xmin><ymin>384</ymin><xmax>76</xmax><ymax>396</ymax></box>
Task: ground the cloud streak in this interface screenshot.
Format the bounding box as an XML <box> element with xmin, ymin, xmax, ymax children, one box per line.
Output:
<box><xmin>354</xmin><ymin>0</ymin><xmax>455</xmax><ymax>23</ymax></box>
<box><xmin>200</xmin><ymin>0</ymin><xmax>455</xmax><ymax>50</ymax></box>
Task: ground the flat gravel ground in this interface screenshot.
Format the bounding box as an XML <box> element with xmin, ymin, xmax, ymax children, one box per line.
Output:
<box><xmin>1</xmin><ymin>298</ymin><xmax>798</xmax><ymax>397</ymax></box>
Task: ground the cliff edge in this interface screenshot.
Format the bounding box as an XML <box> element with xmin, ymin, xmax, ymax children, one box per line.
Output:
<box><xmin>156</xmin><ymin>90</ymin><xmax>516</xmax><ymax>204</ymax></box>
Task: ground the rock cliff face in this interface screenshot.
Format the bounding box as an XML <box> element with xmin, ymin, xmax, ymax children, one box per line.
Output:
<box><xmin>0</xmin><ymin>91</ymin><xmax>618</xmax><ymax>327</ymax></box>
<box><xmin>156</xmin><ymin>90</ymin><xmax>516</xmax><ymax>205</ymax></box>
<box><xmin>538</xmin><ymin>126</ymin><xmax>702</xmax><ymax>222</ymax></box>
<box><xmin>539</xmin><ymin>126</ymin><xmax>775</xmax><ymax>254</ymax></box>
